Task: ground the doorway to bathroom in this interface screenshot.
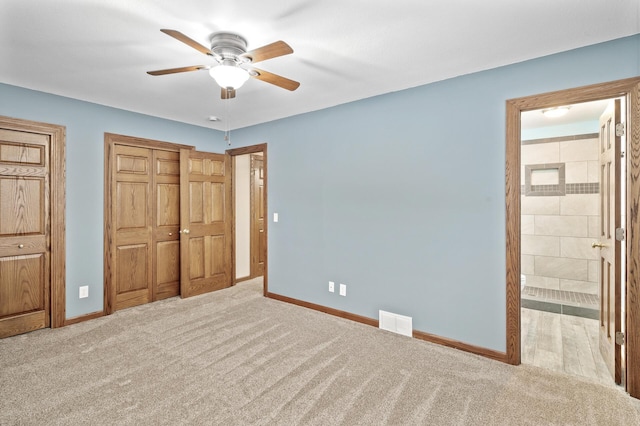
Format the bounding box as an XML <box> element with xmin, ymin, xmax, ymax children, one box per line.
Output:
<box><xmin>519</xmin><ymin>97</ymin><xmax>623</xmax><ymax>387</ymax></box>
<box><xmin>227</xmin><ymin>143</ymin><xmax>268</xmax><ymax>293</ymax></box>
<box><xmin>505</xmin><ymin>77</ymin><xmax>640</xmax><ymax>399</ymax></box>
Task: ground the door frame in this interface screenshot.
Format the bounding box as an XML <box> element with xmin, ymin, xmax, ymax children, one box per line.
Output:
<box><xmin>505</xmin><ymin>77</ymin><xmax>640</xmax><ymax>398</ymax></box>
<box><xmin>0</xmin><ymin>116</ymin><xmax>66</xmax><ymax>328</ymax></box>
<box><xmin>103</xmin><ymin>133</ymin><xmax>193</xmax><ymax>314</ymax></box>
<box><xmin>227</xmin><ymin>143</ymin><xmax>268</xmax><ymax>295</ymax></box>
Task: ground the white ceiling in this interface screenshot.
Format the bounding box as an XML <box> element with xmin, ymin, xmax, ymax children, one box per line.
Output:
<box><xmin>1</xmin><ymin>0</ymin><xmax>638</xmax><ymax>131</ymax></box>
<box><xmin>521</xmin><ymin>99</ymin><xmax>613</xmax><ymax>130</ymax></box>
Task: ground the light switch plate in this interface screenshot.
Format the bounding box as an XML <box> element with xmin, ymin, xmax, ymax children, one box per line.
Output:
<box><xmin>339</xmin><ymin>283</ymin><xmax>346</xmax><ymax>296</ymax></box>
<box><xmin>79</xmin><ymin>286</ymin><xmax>89</xmax><ymax>299</ymax></box>
<box><xmin>273</xmin><ymin>212</ymin><xmax>279</xmax><ymax>222</ymax></box>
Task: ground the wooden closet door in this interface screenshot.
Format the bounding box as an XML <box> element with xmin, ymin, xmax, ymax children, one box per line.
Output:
<box><xmin>112</xmin><ymin>145</ymin><xmax>153</xmax><ymax>310</ymax></box>
<box><xmin>152</xmin><ymin>150</ymin><xmax>181</xmax><ymax>300</ymax></box>
<box><xmin>0</xmin><ymin>129</ymin><xmax>50</xmax><ymax>337</ymax></box>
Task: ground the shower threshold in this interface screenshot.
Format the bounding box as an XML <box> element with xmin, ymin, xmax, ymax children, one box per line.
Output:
<box><xmin>521</xmin><ymin>286</ymin><xmax>599</xmax><ymax>320</ymax></box>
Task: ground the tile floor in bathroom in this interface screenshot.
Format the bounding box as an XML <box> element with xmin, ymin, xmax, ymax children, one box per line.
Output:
<box><xmin>521</xmin><ymin>307</ymin><xmax>615</xmax><ymax>388</ymax></box>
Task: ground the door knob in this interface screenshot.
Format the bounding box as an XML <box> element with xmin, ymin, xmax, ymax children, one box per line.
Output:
<box><xmin>168</xmin><ymin>233</ymin><xmax>173</xmax><ymax>236</ymax></box>
<box><xmin>179</xmin><ymin>229</ymin><xmax>190</xmax><ymax>234</ymax></box>
<box><xmin>18</xmin><ymin>244</ymin><xmax>24</xmax><ymax>249</ymax></box>
<box><xmin>591</xmin><ymin>242</ymin><xmax>607</xmax><ymax>248</ymax></box>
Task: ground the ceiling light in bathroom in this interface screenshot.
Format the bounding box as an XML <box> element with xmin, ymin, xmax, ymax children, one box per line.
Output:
<box><xmin>541</xmin><ymin>106</ymin><xmax>570</xmax><ymax>118</ymax></box>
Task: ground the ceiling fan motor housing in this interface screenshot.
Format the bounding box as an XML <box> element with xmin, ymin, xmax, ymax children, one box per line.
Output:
<box><xmin>210</xmin><ymin>33</ymin><xmax>249</xmax><ymax>64</ymax></box>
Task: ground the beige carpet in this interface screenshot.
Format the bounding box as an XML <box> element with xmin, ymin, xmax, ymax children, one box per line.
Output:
<box><xmin>1</xmin><ymin>278</ymin><xmax>639</xmax><ymax>425</ymax></box>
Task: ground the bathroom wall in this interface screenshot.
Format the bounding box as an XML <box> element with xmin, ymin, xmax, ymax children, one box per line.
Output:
<box><xmin>521</xmin><ymin>133</ymin><xmax>600</xmax><ymax>294</ymax></box>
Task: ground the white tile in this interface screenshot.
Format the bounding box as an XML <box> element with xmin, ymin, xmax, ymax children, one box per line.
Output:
<box><xmin>535</xmin><ymin>256</ymin><xmax>589</xmax><ymax>281</ymax></box>
<box><xmin>525</xmin><ymin>275</ymin><xmax>560</xmax><ymax>290</ymax></box>
<box><xmin>564</xmin><ymin>161</ymin><xmax>588</xmax><ymax>184</ymax></box>
<box><xmin>522</xmin><ymin>235</ymin><xmax>559</xmax><ymax>256</ymax></box>
<box><xmin>587</xmin><ymin>161</ymin><xmax>600</xmax><ymax>183</ymax></box>
<box><xmin>560</xmin><ymin>138</ymin><xmax>598</xmax><ymax>162</ymax></box>
<box><xmin>521</xmin><ymin>215</ymin><xmax>535</xmax><ymax>235</ymax></box>
<box><xmin>560</xmin><ymin>194</ymin><xmax>599</xmax><ymax>216</ymax></box>
<box><xmin>588</xmin><ymin>215</ymin><xmax>601</xmax><ymax>238</ymax></box>
<box><xmin>588</xmin><ymin>260</ymin><xmax>600</xmax><ymax>283</ymax></box>
<box><xmin>534</xmin><ymin>215</ymin><xmax>587</xmax><ymax>237</ymax></box>
<box><xmin>560</xmin><ymin>237</ymin><xmax>599</xmax><ymax>260</ymax></box>
<box><xmin>522</xmin><ymin>255</ymin><xmax>535</xmax><ymax>275</ymax></box>
<box><xmin>522</xmin><ymin>196</ymin><xmax>560</xmax><ymax>215</ymax></box>
<box><xmin>560</xmin><ymin>279</ymin><xmax>598</xmax><ymax>295</ymax></box>
<box><xmin>522</xmin><ymin>142</ymin><xmax>559</xmax><ymax>164</ymax></box>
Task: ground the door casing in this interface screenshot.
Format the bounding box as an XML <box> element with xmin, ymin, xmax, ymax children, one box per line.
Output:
<box><xmin>505</xmin><ymin>77</ymin><xmax>640</xmax><ymax>398</ymax></box>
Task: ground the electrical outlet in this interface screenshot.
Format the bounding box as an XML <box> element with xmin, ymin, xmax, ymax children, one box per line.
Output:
<box><xmin>79</xmin><ymin>286</ymin><xmax>89</xmax><ymax>299</ymax></box>
<box><xmin>339</xmin><ymin>283</ymin><xmax>346</xmax><ymax>296</ymax></box>
<box><xmin>329</xmin><ymin>281</ymin><xmax>335</xmax><ymax>292</ymax></box>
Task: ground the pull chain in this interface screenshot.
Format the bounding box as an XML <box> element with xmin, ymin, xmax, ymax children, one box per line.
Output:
<box><xmin>224</xmin><ymin>88</ymin><xmax>231</xmax><ymax>146</ymax></box>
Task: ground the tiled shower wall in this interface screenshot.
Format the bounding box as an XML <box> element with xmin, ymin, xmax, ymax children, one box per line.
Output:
<box><xmin>521</xmin><ymin>133</ymin><xmax>600</xmax><ymax>295</ymax></box>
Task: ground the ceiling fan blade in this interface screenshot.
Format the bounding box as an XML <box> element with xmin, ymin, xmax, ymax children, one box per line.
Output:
<box><xmin>160</xmin><ymin>29</ymin><xmax>212</xmax><ymax>56</ymax></box>
<box><xmin>250</xmin><ymin>68</ymin><xmax>300</xmax><ymax>91</ymax></box>
<box><xmin>241</xmin><ymin>41</ymin><xmax>293</xmax><ymax>63</ymax></box>
<box><xmin>221</xmin><ymin>88</ymin><xmax>236</xmax><ymax>99</ymax></box>
<box><xmin>147</xmin><ymin>65</ymin><xmax>206</xmax><ymax>76</ymax></box>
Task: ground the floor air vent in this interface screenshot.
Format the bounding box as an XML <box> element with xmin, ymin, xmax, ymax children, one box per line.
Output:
<box><xmin>379</xmin><ymin>310</ymin><xmax>413</xmax><ymax>337</ymax></box>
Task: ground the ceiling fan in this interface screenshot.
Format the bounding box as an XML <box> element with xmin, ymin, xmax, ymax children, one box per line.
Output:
<box><xmin>147</xmin><ymin>29</ymin><xmax>300</xmax><ymax>99</ymax></box>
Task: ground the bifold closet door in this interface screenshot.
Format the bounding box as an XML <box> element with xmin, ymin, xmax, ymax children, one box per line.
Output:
<box><xmin>111</xmin><ymin>145</ymin><xmax>181</xmax><ymax>311</ymax></box>
<box><xmin>112</xmin><ymin>145</ymin><xmax>153</xmax><ymax>310</ymax></box>
<box><xmin>152</xmin><ymin>150</ymin><xmax>181</xmax><ymax>300</ymax></box>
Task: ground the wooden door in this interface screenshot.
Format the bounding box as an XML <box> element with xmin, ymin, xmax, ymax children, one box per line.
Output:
<box><xmin>180</xmin><ymin>149</ymin><xmax>232</xmax><ymax>298</ymax></box>
<box><xmin>0</xmin><ymin>128</ymin><xmax>50</xmax><ymax>337</ymax></box>
<box><xmin>250</xmin><ymin>154</ymin><xmax>265</xmax><ymax>277</ymax></box>
<box><xmin>108</xmin><ymin>141</ymin><xmax>183</xmax><ymax>311</ymax></box>
<box><xmin>152</xmin><ymin>150</ymin><xmax>181</xmax><ymax>300</ymax></box>
<box><xmin>111</xmin><ymin>145</ymin><xmax>153</xmax><ymax>310</ymax></box>
<box><xmin>596</xmin><ymin>99</ymin><xmax>622</xmax><ymax>384</ymax></box>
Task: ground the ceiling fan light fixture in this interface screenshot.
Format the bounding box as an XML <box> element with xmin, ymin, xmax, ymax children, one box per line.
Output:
<box><xmin>209</xmin><ymin>64</ymin><xmax>249</xmax><ymax>90</ymax></box>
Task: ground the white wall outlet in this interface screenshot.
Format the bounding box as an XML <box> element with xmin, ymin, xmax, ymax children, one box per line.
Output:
<box><xmin>273</xmin><ymin>212</ymin><xmax>279</xmax><ymax>222</ymax></box>
<box><xmin>328</xmin><ymin>281</ymin><xmax>335</xmax><ymax>292</ymax></box>
<box><xmin>339</xmin><ymin>283</ymin><xmax>347</xmax><ymax>296</ymax></box>
<box><xmin>79</xmin><ymin>286</ymin><xmax>89</xmax><ymax>299</ymax></box>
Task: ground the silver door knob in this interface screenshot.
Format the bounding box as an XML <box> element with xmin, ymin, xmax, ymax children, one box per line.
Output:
<box><xmin>179</xmin><ymin>229</ymin><xmax>190</xmax><ymax>234</ymax></box>
<box><xmin>168</xmin><ymin>233</ymin><xmax>173</xmax><ymax>236</ymax></box>
<box><xmin>18</xmin><ymin>244</ymin><xmax>24</xmax><ymax>249</ymax></box>
<box><xmin>592</xmin><ymin>242</ymin><xmax>606</xmax><ymax>248</ymax></box>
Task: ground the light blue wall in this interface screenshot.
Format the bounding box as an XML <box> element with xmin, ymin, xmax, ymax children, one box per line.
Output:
<box><xmin>0</xmin><ymin>85</ymin><xmax>224</xmax><ymax>318</ymax></box>
<box><xmin>1</xmin><ymin>34</ymin><xmax>638</xmax><ymax>352</ymax></box>
<box><xmin>231</xmin><ymin>34</ymin><xmax>640</xmax><ymax>352</ymax></box>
